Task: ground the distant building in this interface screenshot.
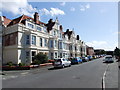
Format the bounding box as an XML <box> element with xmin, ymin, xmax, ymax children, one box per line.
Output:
<box><xmin>86</xmin><ymin>46</ymin><xmax>95</xmax><ymax>56</ymax></box>
<box><xmin>94</xmin><ymin>49</ymin><xmax>105</xmax><ymax>55</ymax></box>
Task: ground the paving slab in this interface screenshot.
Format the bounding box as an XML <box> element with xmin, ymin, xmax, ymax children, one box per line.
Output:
<box><xmin>105</xmin><ymin>61</ymin><xmax>118</xmax><ymax>88</ymax></box>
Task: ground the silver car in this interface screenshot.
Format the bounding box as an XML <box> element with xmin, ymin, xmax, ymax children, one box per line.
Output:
<box><xmin>103</xmin><ymin>55</ymin><xmax>114</xmax><ymax>63</ymax></box>
<box><xmin>53</xmin><ymin>58</ymin><xmax>71</xmax><ymax>68</ymax></box>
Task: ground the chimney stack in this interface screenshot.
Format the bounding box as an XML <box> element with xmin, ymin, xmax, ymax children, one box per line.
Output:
<box><xmin>34</xmin><ymin>12</ymin><xmax>39</xmax><ymax>24</ymax></box>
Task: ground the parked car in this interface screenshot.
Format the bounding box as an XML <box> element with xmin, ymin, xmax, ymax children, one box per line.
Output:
<box><xmin>92</xmin><ymin>55</ymin><xmax>97</xmax><ymax>59</ymax></box>
<box><xmin>71</xmin><ymin>57</ymin><xmax>82</xmax><ymax>64</ymax></box>
<box><xmin>82</xmin><ymin>57</ymin><xmax>89</xmax><ymax>62</ymax></box>
<box><xmin>88</xmin><ymin>56</ymin><xmax>93</xmax><ymax>61</ymax></box>
<box><xmin>103</xmin><ymin>55</ymin><xmax>114</xmax><ymax>63</ymax></box>
<box><xmin>53</xmin><ymin>58</ymin><xmax>71</xmax><ymax>68</ymax></box>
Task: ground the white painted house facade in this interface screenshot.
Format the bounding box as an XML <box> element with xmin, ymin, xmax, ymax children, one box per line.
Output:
<box><xmin>0</xmin><ymin>12</ymin><xmax>87</xmax><ymax>64</ymax></box>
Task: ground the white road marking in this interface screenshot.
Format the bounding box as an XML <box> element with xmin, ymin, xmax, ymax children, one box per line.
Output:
<box><xmin>2</xmin><ymin>78</ymin><xmax>6</xmax><ymax>80</ymax></box>
<box><xmin>10</xmin><ymin>76</ymin><xmax>18</xmax><ymax>78</ymax></box>
<box><xmin>102</xmin><ymin>64</ymin><xmax>109</xmax><ymax>90</ymax></box>
<box><xmin>21</xmin><ymin>72</ymin><xmax>29</xmax><ymax>75</ymax></box>
<box><xmin>2</xmin><ymin>75</ymin><xmax>18</xmax><ymax>80</ymax></box>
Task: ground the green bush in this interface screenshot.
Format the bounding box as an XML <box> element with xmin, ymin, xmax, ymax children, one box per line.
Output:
<box><xmin>18</xmin><ymin>63</ymin><xmax>25</xmax><ymax>66</ymax></box>
<box><xmin>33</xmin><ymin>52</ymin><xmax>48</xmax><ymax>64</ymax></box>
<box><xmin>6</xmin><ymin>62</ymin><xmax>14</xmax><ymax>66</ymax></box>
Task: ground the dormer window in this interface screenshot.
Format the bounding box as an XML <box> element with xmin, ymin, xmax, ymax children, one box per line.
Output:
<box><xmin>37</xmin><ymin>26</ymin><xmax>42</xmax><ymax>31</ymax></box>
<box><xmin>43</xmin><ymin>26</ymin><xmax>47</xmax><ymax>32</ymax></box>
<box><xmin>29</xmin><ymin>19</ymin><xmax>32</xmax><ymax>22</ymax></box>
<box><xmin>27</xmin><ymin>23</ymin><xmax>34</xmax><ymax>29</ymax></box>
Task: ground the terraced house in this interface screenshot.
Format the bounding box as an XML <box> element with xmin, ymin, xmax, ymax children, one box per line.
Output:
<box><xmin>0</xmin><ymin>12</ymin><xmax>87</xmax><ymax>65</ymax></box>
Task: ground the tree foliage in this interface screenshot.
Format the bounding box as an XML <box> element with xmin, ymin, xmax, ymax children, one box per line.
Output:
<box><xmin>114</xmin><ymin>47</ymin><xmax>120</xmax><ymax>57</ymax></box>
<box><xmin>33</xmin><ymin>52</ymin><xmax>48</xmax><ymax>64</ymax></box>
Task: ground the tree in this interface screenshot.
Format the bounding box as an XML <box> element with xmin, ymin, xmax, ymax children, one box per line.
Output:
<box><xmin>100</xmin><ymin>50</ymin><xmax>106</xmax><ymax>55</ymax></box>
<box><xmin>114</xmin><ymin>47</ymin><xmax>120</xmax><ymax>57</ymax></box>
<box><xmin>33</xmin><ymin>52</ymin><xmax>48</xmax><ymax>64</ymax></box>
<box><xmin>114</xmin><ymin>47</ymin><xmax>120</xmax><ymax>61</ymax></box>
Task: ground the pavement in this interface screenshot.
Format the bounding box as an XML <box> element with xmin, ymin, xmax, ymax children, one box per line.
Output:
<box><xmin>1</xmin><ymin>57</ymin><xmax>118</xmax><ymax>89</ymax></box>
<box><xmin>2</xmin><ymin>65</ymin><xmax>53</xmax><ymax>80</ymax></box>
<box><xmin>104</xmin><ymin>60</ymin><xmax>118</xmax><ymax>89</ymax></box>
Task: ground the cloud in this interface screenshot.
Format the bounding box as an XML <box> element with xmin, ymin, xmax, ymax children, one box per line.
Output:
<box><xmin>85</xmin><ymin>4</ymin><xmax>90</xmax><ymax>9</ymax></box>
<box><xmin>113</xmin><ymin>31</ymin><xmax>120</xmax><ymax>35</ymax></box>
<box><xmin>1</xmin><ymin>0</ymin><xmax>37</xmax><ymax>17</ymax></box>
<box><xmin>50</xmin><ymin>8</ymin><xmax>65</xmax><ymax>16</ymax></box>
<box><xmin>86</xmin><ymin>41</ymin><xmax>107</xmax><ymax>47</ymax></box>
<box><xmin>40</xmin><ymin>8</ymin><xmax>50</xmax><ymax>15</ymax></box>
<box><xmin>70</xmin><ymin>7</ymin><xmax>75</xmax><ymax>11</ymax></box>
<box><xmin>60</xmin><ymin>2</ymin><xmax>66</xmax><ymax>6</ymax></box>
<box><xmin>80</xmin><ymin>6</ymin><xmax>85</xmax><ymax>11</ymax></box>
<box><xmin>86</xmin><ymin>41</ymin><xmax>116</xmax><ymax>51</ymax></box>
<box><xmin>1</xmin><ymin>0</ymin><xmax>65</xmax><ymax>18</ymax></box>
<box><xmin>118</xmin><ymin>42</ymin><xmax>120</xmax><ymax>48</ymax></box>
<box><xmin>40</xmin><ymin>8</ymin><xmax>65</xmax><ymax>16</ymax></box>
<box><xmin>80</xmin><ymin>3</ymin><xmax>90</xmax><ymax>11</ymax></box>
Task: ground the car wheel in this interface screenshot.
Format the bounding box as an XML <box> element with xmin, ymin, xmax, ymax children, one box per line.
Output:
<box><xmin>62</xmin><ymin>64</ymin><xmax>65</xmax><ymax>68</ymax></box>
<box><xmin>69</xmin><ymin>64</ymin><xmax>71</xmax><ymax>67</ymax></box>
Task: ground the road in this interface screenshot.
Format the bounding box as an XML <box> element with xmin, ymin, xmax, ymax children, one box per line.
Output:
<box><xmin>2</xmin><ymin>57</ymin><xmax>118</xmax><ymax>88</ymax></box>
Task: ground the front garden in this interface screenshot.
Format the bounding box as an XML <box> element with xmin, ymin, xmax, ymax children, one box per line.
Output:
<box><xmin>2</xmin><ymin>52</ymin><xmax>52</xmax><ymax>70</ymax></box>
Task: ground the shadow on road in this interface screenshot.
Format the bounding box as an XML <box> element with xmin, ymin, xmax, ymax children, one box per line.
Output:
<box><xmin>48</xmin><ymin>67</ymin><xmax>67</xmax><ymax>70</ymax></box>
<box><xmin>48</xmin><ymin>67</ymin><xmax>56</xmax><ymax>70</ymax></box>
<box><xmin>103</xmin><ymin>62</ymin><xmax>114</xmax><ymax>64</ymax></box>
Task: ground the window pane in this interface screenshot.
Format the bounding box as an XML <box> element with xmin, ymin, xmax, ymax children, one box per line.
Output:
<box><xmin>26</xmin><ymin>51</ymin><xmax>30</xmax><ymax>57</ymax></box>
<box><xmin>40</xmin><ymin>38</ymin><xmax>42</xmax><ymax>47</ymax></box>
<box><xmin>55</xmin><ymin>52</ymin><xmax>57</xmax><ymax>58</ymax></box>
<box><xmin>43</xmin><ymin>27</ymin><xmax>47</xmax><ymax>32</ymax></box>
<box><xmin>26</xmin><ymin>35</ymin><xmax>30</xmax><ymax>45</ymax></box>
<box><xmin>32</xmin><ymin>35</ymin><xmax>36</xmax><ymax>45</ymax></box>
<box><xmin>54</xmin><ymin>40</ymin><xmax>57</xmax><ymax>47</ymax></box>
<box><xmin>44</xmin><ymin>39</ymin><xmax>47</xmax><ymax>47</ymax></box>
<box><xmin>37</xmin><ymin>26</ymin><xmax>41</xmax><ymax>31</ymax></box>
<box><xmin>28</xmin><ymin>23</ymin><xmax>34</xmax><ymax>29</ymax></box>
<box><xmin>51</xmin><ymin>40</ymin><xmax>53</xmax><ymax>48</ymax></box>
<box><xmin>26</xmin><ymin>51</ymin><xmax>30</xmax><ymax>62</ymax></box>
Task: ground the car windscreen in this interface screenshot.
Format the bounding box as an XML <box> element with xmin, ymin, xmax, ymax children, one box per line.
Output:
<box><xmin>105</xmin><ymin>57</ymin><xmax>112</xmax><ymax>59</ymax></box>
<box><xmin>54</xmin><ymin>59</ymin><xmax>61</xmax><ymax>62</ymax></box>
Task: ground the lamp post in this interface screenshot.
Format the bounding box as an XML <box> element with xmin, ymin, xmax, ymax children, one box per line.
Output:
<box><xmin>0</xmin><ymin>16</ymin><xmax>4</xmax><ymax>75</ymax></box>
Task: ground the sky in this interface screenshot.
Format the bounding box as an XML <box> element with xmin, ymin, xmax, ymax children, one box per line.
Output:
<box><xmin>0</xmin><ymin>0</ymin><xmax>118</xmax><ymax>51</ymax></box>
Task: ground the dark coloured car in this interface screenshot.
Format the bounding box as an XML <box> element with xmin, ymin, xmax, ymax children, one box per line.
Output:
<box><xmin>88</xmin><ymin>56</ymin><xmax>93</xmax><ymax>61</ymax></box>
<box><xmin>82</xmin><ymin>57</ymin><xmax>89</xmax><ymax>62</ymax></box>
<box><xmin>71</xmin><ymin>57</ymin><xmax>82</xmax><ymax>64</ymax></box>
